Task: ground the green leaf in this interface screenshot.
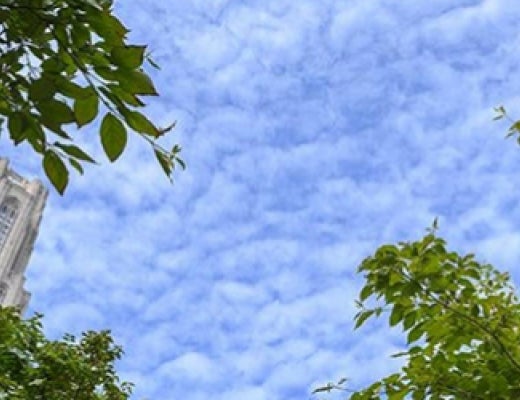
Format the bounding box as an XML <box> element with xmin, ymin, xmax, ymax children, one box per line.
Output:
<box><xmin>37</xmin><ymin>99</ymin><xmax>76</xmax><ymax>124</ymax></box>
<box><xmin>312</xmin><ymin>383</ymin><xmax>334</xmax><ymax>394</ymax></box>
<box><xmin>100</xmin><ymin>113</ymin><xmax>127</xmax><ymax>162</ymax></box>
<box><xmin>28</xmin><ymin>77</ymin><xmax>56</xmax><ymax>101</ymax></box>
<box><xmin>407</xmin><ymin>323</ymin><xmax>425</xmax><ymax>344</ymax></box>
<box><xmin>71</xmin><ymin>23</ymin><xmax>91</xmax><ymax>48</ymax></box>
<box><xmin>389</xmin><ymin>305</ymin><xmax>404</xmax><ymax>327</ymax></box>
<box><xmin>354</xmin><ymin>310</ymin><xmax>374</xmax><ymax>329</ymax></box>
<box><xmin>8</xmin><ymin>112</ymin><xmax>27</xmax><ymax>143</ymax></box>
<box><xmin>124</xmin><ymin>111</ymin><xmax>159</xmax><ymax>136</ymax></box>
<box><xmin>389</xmin><ymin>271</ymin><xmax>402</xmax><ymax>286</ymax></box>
<box><xmin>176</xmin><ymin>157</ymin><xmax>186</xmax><ymax>170</ymax></box>
<box><xmin>55</xmin><ymin>143</ymin><xmax>95</xmax><ymax>163</ymax></box>
<box><xmin>110</xmin><ymin>45</ymin><xmax>146</xmax><ymax>69</ymax></box>
<box><xmin>359</xmin><ymin>284</ymin><xmax>373</xmax><ymax>301</ymax></box>
<box><xmin>54</xmin><ymin>77</ymin><xmax>94</xmax><ymax>100</ymax></box>
<box><xmin>88</xmin><ymin>11</ymin><xmax>128</xmax><ymax>45</ymax></box>
<box><xmin>43</xmin><ymin>151</ymin><xmax>69</xmax><ymax>194</ymax></box>
<box><xmin>388</xmin><ymin>389</ymin><xmax>408</xmax><ymax>400</ymax></box>
<box><xmin>41</xmin><ymin>58</ymin><xmax>65</xmax><ymax>73</ymax></box>
<box><xmin>106</xmin><ymin>84</ymin><xmax>145</xmax><ymax>107</ymax></box>
<box><xmin>154</xmin><ymin>149</ymin><xmax>173</xmax><ymax>179</ymax></box>
<box><xmin>403</xmin><ymin>310</ymin><xmax>417</xmax><ymax>331</ymax></box>
<box><xmin>74</xmin><ymin>95</ymin><xmax>99</xmax><ymax>127</ymax></box>
<box><xmin>119</xmin><ymin>70</ymin><xmax>158</xmax><ymax>95</ymax></box>
<box><xmin>419</xmin><ymin>258</ymin><xmax>440</xmax><ymax>276</ymax></box>
<box><xmin>94</xmin><ymin>66</ymin><xmax>119</xmax><ymax>81</ymax></box>
<box><xmin>69</xmin><ymin>158</ymin><xmax>84</xmax><ymax>175</ymax></box>
<box><xmin>508</xmin><ymin>121</ymin><xmax>520</xmax><ymax>135</ymax></box>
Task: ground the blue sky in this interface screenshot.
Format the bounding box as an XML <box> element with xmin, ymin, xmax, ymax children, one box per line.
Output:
<box><xmin>4</xmin><ymin>0</ymin><xmax>520</xmax><ymax>398</ymax></box>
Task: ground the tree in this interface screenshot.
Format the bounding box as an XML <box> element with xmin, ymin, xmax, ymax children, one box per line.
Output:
<box><xmin>0</xmin><ymin>307</ymin><xmax>133</xmax><ymax>399</ymax></box>
<box><xmin>0</xmin><ymin>0</ymin><xmax>184</xmax><ymax>194</ymax></box>
<box><xmin>316</xmin><ymin>224</ymin><xmax>520</xmax><ymax>399</ymax></box>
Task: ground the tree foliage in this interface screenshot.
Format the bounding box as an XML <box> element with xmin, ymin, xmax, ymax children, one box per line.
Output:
<box><xmin>316</xmin><ymin>225</ymin><xmax>520</xmax><ymax>399</ymax></box>
<box><xmin>0</xmin><ymin>307</ymin><xmax>132</xmax><ymax>399</ymax></box>
<box><xmin>0</xmin><ymin>0</ymin><xmax>184</xmax><ymax>194</ymax></box>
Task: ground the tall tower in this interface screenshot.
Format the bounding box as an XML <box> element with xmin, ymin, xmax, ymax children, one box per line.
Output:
<box><xmin>0</xmin><ymin>158</ymin><xmax>47</xmax><ymax>312</ymax></box>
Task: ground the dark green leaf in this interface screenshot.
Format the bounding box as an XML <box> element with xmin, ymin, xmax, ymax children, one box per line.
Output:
<box><xmin>28</xmin><ymin>77</ymin><xmax>56</xmax><ymax>101</ymax></box>
<box><xmin>71</xmin><ymin>23</ymin><xmax>91</xmax><ymax>47</ymax></box>
<box><xmin>312</xmin><ymin>383</ymin><xmax>333</xmax><ymax>394</ymax></box>
<box><xmin>68</xmin><ymin>158</ymin><xmax>84</xmax><ymax>175</ymax></box>
<box><xmin>110</xmin><ymin>45</ymin><xmax>146</xmax><ymax>69</ymax></box>
<box><xmin>37</xmin><ymin>100</ymin><xmax>75</xmax><ymax>124</ymax></box>
<box><xmin>88</xmin><ymin>11</ymin><xmax>128</xmax><ymax>45</ymax></box>
<box><xmin>106</xmin><ymin>84</ymin><xmax>145</xmax><ymax>107</ymax></box>
<box><xmin>8</xmin><ymin>112</ymin><xmax>27</xmax><ymax>143</ymax></box>
<box><xmin>54</xmin><ymin>78</ymin><xmax>94</xmax><ymax>100</ymax></box>
<box><xmin>55</xmin><ymin>143</ymin><xmax>95</xmax><ymax>163</ymax></box>
<box><xmin>119</xmin><ymin>70</ymin><xmax>158</xmax><ymax>95</ymax></box>
<box><xmin>74</xmin><ymin>95</ymin><xmax>99</xmax><ymax>127</ymax></box>
<box><xmin>41</xmin><ymin>58</ymin><xmax>65</xmax><ymax>73</ymax></box>
<box><xmin>43</xmin><ymin>150</ymin><xmax>69</xmax><ymax>194</ymax></box>
<box><xmin>100</xmin><ymin>113</ymin><xmax>127</xmax><ymax>162</ymax></box>
<box><xmin>124</xmin><ymin>111</ymin><xmax>159</xmax><ymax>136</ymax></box>
<box><xmin>176</xmin><ymin>157</ymin><xmax>186</xmax><ymax>170</ymax></box>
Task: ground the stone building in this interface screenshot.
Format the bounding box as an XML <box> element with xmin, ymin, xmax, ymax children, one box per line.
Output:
<box><xmin>0</xmin><ymin>158</ymin><xmax>47</xmax><ymax>311</ymax></box>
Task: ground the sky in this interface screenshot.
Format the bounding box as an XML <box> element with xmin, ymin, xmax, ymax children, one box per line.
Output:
<box><xmin>4</xmin><ymin>0</ymin><xmax>520</xmax><ymax>399</ymax></box>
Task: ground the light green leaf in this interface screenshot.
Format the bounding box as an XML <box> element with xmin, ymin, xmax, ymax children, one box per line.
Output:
<box><xmin>403</xmin><ymin>311</ymin><xmax>417</xmax><ymax>331</ymax></box>
<box><xmin>407</xmin><ymin>323</ymin><xmax>425</xmax><ymax>344</ymax></box>
<box><xmin>389</xmin><ymin>305</ymin><xmax>404</xmax><ymax>327</ymax></box>
<box><xmin>354</xmin><ymin>310</ymin><xmax>374</xmax><ymax>329</ymax></box>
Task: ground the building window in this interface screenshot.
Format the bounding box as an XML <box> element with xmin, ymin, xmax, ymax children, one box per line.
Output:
<box><xmin>0</xmin><ymin>197</ymin><xmax>20</xmax><ymax>248</ymax></box>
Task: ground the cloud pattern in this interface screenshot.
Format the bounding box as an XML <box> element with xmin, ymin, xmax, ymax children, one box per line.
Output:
<box><xmin>4</xmin><ymin>0</ymin><xmax>520</xmax><ymax>398</ymax></box>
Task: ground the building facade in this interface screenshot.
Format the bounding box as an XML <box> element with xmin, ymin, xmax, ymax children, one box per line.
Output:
<box><xmin>0</xmin><ymin>158</ymin><xmax>47</xmax><ymax>311</ymax></box>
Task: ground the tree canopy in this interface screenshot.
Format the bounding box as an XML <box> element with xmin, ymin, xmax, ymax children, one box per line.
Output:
<box><xmin>315</xmin><ymin>224</ymin><xmax>520</xmax><ymax>399</ymax></box>
<box><xmin>0</xmin><ymin>0</ymin><xmax>184</xmax><ymax>194</ymax></box>
<box><xmin>0</xmin><ymin>307</ymin><xmax>132</xmax><ymax>399</ymax></box>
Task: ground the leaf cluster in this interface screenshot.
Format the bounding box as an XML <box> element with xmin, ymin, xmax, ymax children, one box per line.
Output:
<box><xmin>349</xmin><ymin>231</ymin><xmax>520</xmax><ymax>399</ymax></box>
<box><xmin>0</xmin><ymin>0</ymin><xmax>184</xmax><ymax>193</ymax></box>
<box><xmin>0</xmin><ymin>307</ymin><xmax>132</xmax><ymax>399</ymax></box>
